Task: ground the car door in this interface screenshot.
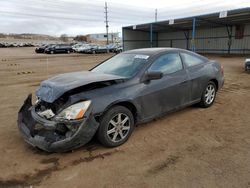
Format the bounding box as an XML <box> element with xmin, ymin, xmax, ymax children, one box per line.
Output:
<box><xmin>180</xmin><ymin>52</ymin><xmax>208</xmax><ymax>102</ymax></box>
<box><xmin>64</xmin><ymin>46</ymin><xmax>71</xmax><ymax>53</ymax></box>
<box><xmin>54</xmin><ymin>46</ymin><xmax>61</xmax><ymax>53</ymax></box>
<box><xmin>139</xmin><ymin>52</ymin><xmax>191</xmax><ymax>120</ymax></box>
<box><xmin>61</xmin><ymin>45</ymin><xmax>67</xmax><ymax>53</ymax></box>
<box><xmin>57</xmin><ymin>45</ymin><xmax>65</xmax><ymax>53</ymax></box>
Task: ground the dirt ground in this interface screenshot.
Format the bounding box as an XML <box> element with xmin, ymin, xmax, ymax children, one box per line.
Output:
<box><xmin>0</xmin><ymin>47</ymin><xmax>250</xmax><ymax>188</ymax></box>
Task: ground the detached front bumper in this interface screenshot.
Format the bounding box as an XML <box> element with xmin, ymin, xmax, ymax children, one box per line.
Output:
<box><xmin>17</xmin><ymin>94</ymin><xmax>99</xmax><ymax>152</ymax></box>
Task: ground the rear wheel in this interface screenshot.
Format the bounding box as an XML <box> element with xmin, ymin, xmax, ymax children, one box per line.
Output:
<box><xmin>67</xmin><ymin>50</ymin><xmax>70</xmax><ymax>54</ymax></box>
<box><xmin>50</xmin><ymin>51</ymin><xmax>54</xmax><ymax>54</ymax></box>
<box><xmin>97</xmin><ymin>106</ymin><xmax>134</xmax><ymax>147</ymax></box>
<box><xmin>199</xmin><ymin>81</ymin><xmax>217</xmax><ymax>108</ymax></box>
<box><xmin>92</xmin><ymin>50</ymin><xmax>96</xmax><ymax>54</ymax></box>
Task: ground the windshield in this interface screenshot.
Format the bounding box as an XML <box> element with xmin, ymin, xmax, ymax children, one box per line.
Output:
<box><xmin>48</xmin><ymin>44</ymin><xmax>56</xmax><ymax>48</ymax></box>
<box><xmin>91</xmin><ymin>53</ymin><xmax>149</xmax><ymax>78</ymax></box>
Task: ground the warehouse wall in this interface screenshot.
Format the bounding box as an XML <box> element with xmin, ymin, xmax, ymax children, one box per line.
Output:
<box><xmin>123</xmin><ymin>29</ymin><xmax>149</xmax><ymax>50</ymax></box>
<box><xmin>193</xmin><ymin>27</ymin><xmax>229</xmax><ymax>53</ymax></box>
<box><xmin>194</xmin><ymin>25</ymin><xmax>250</xmax><ymax>54</ymax></box>
<box><xmin>230</xmin><ymin>24</ymin><xmax>250</xmax><ymax>54</ymax></box>
<box><xmin>123</xmin><ymin>24</ymin><xmax>250</xmax><ymax>54</ymax></box>
<box><xmin>123</xmin><ymin>28</ymin><xmax>157</xmax><ymax>50</ymax></box>
<box><xmin>158</xmin><ymin>31</ymin><xmax>188</xmax><ymax>49</ymax></box>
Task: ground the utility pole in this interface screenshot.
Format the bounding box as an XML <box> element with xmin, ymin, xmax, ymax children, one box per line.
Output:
<box><xmin>155</xmin><ymin>9</ymin><xmax>158</xmax><ymax>22</ymax></box>
<box><xmin>111</xmin><ymin>33</ymin><xmax>114</xmax><ymax>43</ymax></box>
<box><xmin>104</xmin><ymin>2</ymin><xmax>109</xmax><ymax>45</ymax></box>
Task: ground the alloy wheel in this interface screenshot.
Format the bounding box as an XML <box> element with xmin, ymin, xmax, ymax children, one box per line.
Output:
<box><xmin>107</xmin><ymin>113</ymin><xmax>130</xmax><ymax>142</ymax></box>
<box><xmin>205</xmin><ymin>84</ymin><xmax>215</xmax><ymax>104</ymax></box>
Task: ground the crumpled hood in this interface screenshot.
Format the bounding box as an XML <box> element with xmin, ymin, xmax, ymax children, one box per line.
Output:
<box><xmin>36</xmin><ymin>71</ymin><xmax>124</xmax><ymax>103</ymax></box>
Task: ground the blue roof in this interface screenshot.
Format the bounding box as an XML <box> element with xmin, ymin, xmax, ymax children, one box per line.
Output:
<box><xmin>123</xmin><ymin>7</ymin><xmax>250</xmax><ymax>31</ymax></box>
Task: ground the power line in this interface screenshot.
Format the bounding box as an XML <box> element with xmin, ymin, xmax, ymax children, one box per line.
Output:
<box><xmin>6</xmin><ymin>0</ymin><xmax>155</xmax><ymax>18</ymax></box>
<box><xmin>0</xmin><ymin>10</ymin><xmax>153</xmax><ymax>27</ymax></box>
<box><xmin>0</xmin><ymin>10</ymin><xmax>104</xmax><ymax>22</ymax></box>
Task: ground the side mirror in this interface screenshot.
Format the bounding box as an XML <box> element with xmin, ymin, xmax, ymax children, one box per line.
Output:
<box><xmin>142</xmin><ymin>71</ymin><xmax>163</xmax><ymax>82</ymax></box>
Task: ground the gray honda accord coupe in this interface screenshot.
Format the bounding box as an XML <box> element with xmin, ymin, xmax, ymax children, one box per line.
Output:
<box><xmin>18</xmin><ymin>48</ymin><xmax>224</xmax><ymax>152</ymax></box>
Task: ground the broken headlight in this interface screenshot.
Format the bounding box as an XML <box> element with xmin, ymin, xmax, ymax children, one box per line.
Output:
<box><xmin>55</xmin><ymin>100</ymin><xmax>91</xmax><ymax>121</ymax></box>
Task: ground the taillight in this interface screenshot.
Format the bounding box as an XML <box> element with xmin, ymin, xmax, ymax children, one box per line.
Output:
<box><xmin>220</xmin><ymin>64</ymin><xmax>224</xmax><ymax>75</ymax></box>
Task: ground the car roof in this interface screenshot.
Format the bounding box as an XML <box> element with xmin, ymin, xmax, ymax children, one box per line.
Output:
<box><xmin>124</xmin><ymin>47</ymin><xmax>188</xmax><ymax>56</ymax></box>
<box><xmin>123</xmin><ymin>48</ymin><xmax>208</xmax><ymax>61</ymax></box>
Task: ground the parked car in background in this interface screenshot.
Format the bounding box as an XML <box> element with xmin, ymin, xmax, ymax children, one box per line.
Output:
<box><xmin>44</xmin><ymin>44</ymin><xmax>73</xmax><ymax>54</ymax></box>
<box><xmin>35</xmin><ymin>44</ymin><xmax>53</xmax><ymax>53</ymax></box>
<box><xmin>91</xmin><ymin>45</ymin><xmax>109</xmax><ymax>54</ymax></box>
<box><xmin>74</xmin><ymin>44</ymin><xmax>90</xmax><ymax>53</ymax></box>
<box><xmin>107</xmin><ymin>44</ymin><xmax>123</xmax><ymax>53</ymax></box>
<box><xmin>18</xmin><ymin>48</ymin><xmax>224</xmax><ymax>152</ymax></box>
<box><xmin>245</xmin><ymin>59</ymin><xmax>250</xmax><ymax>72</ymax></box>
<box><xmin>113</xmin><ymin>46</ymin><xmax>123</xmax><ymax>53</ymax></box>
<box><xmin>106</xmin><ymin>44</ymin><xmax>116</xmax><ymax>52</ymax></box>
<box><xmin>0</xmin><ymin>42</ymin><xmax>34</xmax><ymax>48</ymax></box>
<box><xmin>72</xmin><ymin>43</ymin><xmax>87</xmax><ymax>52</ymax></box>
<box><xmin>81</xmin><ymin>44</ymin><xmax>99</xmax><ymax>53</ymax></box>
<box><xmin>86</xmin><ymin>45</ymin><xmax>120</xmax><ymax>54</ymax></box>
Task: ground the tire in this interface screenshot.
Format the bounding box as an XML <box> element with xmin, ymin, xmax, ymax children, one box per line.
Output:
<box><xmin>92</xmin><ymin>50</ymin><xmax>96</xmax><ymax>54</ymax></box>
<box><xmin>199</xmin><ymin>81</ymin><xmax>217</xmax><ymax>108</ymax></box>
<box><xmin>97</xmin><ymin>106</ymin><xmax>134</xmax><ymax>147</ymax></box>
<box><xmin>67</xmin><ymin>50</ymin><xmax>70</xmax><ymax>54</ymax></box>
<box><xmin>50</xmin><ymin>51</ymin><xmax>54</xmax><ymax>54</ymax></box>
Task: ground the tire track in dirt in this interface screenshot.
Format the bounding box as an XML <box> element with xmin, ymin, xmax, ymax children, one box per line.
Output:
<box><xmin>147</xmin><ymin>155</ymin><xmax>180</xmax><ymax>174</ymax></box>
<box><xmin>0</xmin><ymin>149</ymin><xmax>122</xmax><ymax>188</ymax></box>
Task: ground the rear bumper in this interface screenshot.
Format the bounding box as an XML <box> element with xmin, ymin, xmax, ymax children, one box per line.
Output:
<box><xmin>17</xmin><ymin>94</ymin><xmax>99</xmax><ymax>152</ymax></box>
<box><xmin>35</xmin><ymin>49</ymin><xmax>44</xmax><ymax>53</ymax></box>
<box><xmin>219</xmin><ymin>76</ymin><xmax>224</xmax><ymax>90</ymax></box>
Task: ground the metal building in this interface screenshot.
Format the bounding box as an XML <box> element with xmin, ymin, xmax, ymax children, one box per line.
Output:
<box><xmin>86</xmin><ymin>32</ymin><xmax>119</xmax><ymax>43</ymax></box>
<box><xmin>122</xmin><ymin>8</ymin><xmax>250</xmax><ymax>54</ymax></box>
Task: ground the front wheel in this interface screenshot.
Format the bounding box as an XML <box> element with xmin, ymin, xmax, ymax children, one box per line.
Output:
<box><xmin>199</xmin><ymin>81</ymin><xmax>217</xmax><ymax>108</ymax></box>
<box><xmin>97</xmin><ymin>106</ymin><xmax>134</xmax><ymax>147</ymax></box>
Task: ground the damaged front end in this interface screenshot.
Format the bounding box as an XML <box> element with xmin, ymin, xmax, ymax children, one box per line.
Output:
<box><xmin>17</xmin><ymin>94</ymin><xmax>99</xmax><ymax>152</ymax></box>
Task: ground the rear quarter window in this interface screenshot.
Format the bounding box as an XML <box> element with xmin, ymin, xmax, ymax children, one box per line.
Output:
<box><xmin>181</xmin><ymin>52</ymin><xmax>205</xmax><ymax>67</ymax></box>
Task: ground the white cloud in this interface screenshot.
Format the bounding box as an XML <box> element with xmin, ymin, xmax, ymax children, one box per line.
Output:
<box><xmin>0</xmin><ymin>0</ymin><xmax>249</xmax><ymax>36</ymax></box>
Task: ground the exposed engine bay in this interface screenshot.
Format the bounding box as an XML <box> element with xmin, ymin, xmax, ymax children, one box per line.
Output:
<box><xmin>32</xmin><ymin>98</ymin><xmax>77</xmax><ymax>143</ymax></box>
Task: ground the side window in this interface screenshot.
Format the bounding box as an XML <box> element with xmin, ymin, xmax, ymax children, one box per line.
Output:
<box><xmin>181</xmin><ymin>53</ymin><xmax>204</xmax><ymax>67</ymax></box>
<box><xmin>149</xmin><ymin>53</ymin><xmax>183</xmax><ymax>75</ymax></box>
